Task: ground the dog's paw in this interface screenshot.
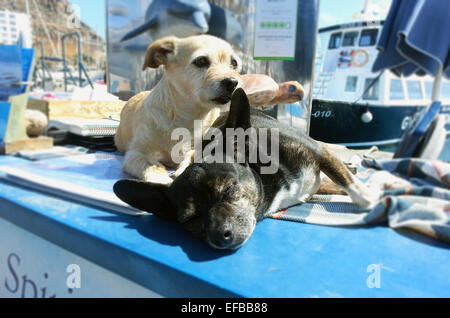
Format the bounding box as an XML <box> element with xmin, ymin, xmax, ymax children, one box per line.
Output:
<box><xmin>345</xmin><ymin>178</ymin><xmax>383</xmax><ymax>209</ymax></box>
<box><xmin>143</xmin><ymin>168</ymin><xmax>173</xmax><ymax>185</ymax></box>
<box><xmin>145</xmin><ymin>172</ymin><xmax>173</xmax><ymax>185</ymax></box>
<box><xmin>172</xmin><ymin>167</ymin><xmax>185</xmax><ymax>179</ymax></box>
<box><xmin>172</xmin><ymin>150</ymin><xmax>196</xmax><ymax>179</ymax></box>
<box><xmin>172</xmin><ymin>159</ymin><xmax>192</xmax><ymax>179</ymax></box>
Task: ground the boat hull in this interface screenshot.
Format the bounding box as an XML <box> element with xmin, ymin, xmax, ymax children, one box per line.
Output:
<box><xmin>309</xmin><ymin>99</ymin><xmax>448</xmax><ymax>148</ymax></box>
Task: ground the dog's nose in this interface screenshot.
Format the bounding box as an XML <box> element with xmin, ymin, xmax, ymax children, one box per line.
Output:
<box><xmin>221</xmin><ymin>78</ymin><xmax>239</xmax><ymax>93</ymax></box>
<box><xmin>211</xmin><ymin>226</ymin><xmax>233</xmax><ymax>248</ymax></box>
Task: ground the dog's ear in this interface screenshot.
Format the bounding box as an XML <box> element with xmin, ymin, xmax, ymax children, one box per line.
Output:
<box><xmin>142</xmin><ymin>36</ymin><xmax>177</xmax><ymax>70</ymax></box>
<box><xmin>225</xmin><ymin>88</ymin><xmax>251</xmax><ymax>130</ymax></box>
<box><xmin>113</xmin><ymin>179</ymin><xmax>177</xmax><ymax>221</ymax></box>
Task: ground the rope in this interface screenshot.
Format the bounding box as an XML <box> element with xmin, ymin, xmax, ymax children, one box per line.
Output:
<box><xmin>352</xmin><ymin>70</ymin><xmax>384</xmax><ymax>105</ymax></box>
<box><xmin>31</xmin><ymin>0</ymin><xmax>58</xmax><ymax>57</ymax></box>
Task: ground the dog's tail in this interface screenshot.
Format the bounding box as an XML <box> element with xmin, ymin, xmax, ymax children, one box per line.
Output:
<box><xmin>318</xmin><ymin>147</ymin><xmax>380</xmax><ymax>208</ymax></box>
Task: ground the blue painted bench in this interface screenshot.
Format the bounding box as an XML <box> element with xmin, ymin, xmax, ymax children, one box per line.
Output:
<box><xmin>0</xmin><ymin>152</ymin><xmax>448</xmax><ymax>298</ymax></box>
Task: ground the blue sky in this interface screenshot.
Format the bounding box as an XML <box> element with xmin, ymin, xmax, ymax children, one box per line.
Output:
<box><xmin>69</xmin><ymin>0</ymin><xmax>106</xmax><ymax>38</ymax></box>
<box><xmin>319</xmin><ymin>0</ymin><xmax>392</xmax><ymax>28</ymax></box>
<box><xmin>69</xmin><ymin>0</ymin><xmax>392</xmax><ymax>39</ymax></box>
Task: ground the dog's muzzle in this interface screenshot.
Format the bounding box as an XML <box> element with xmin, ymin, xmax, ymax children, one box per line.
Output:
<box><xmin>212</xmin><ymin>77</ymin><xmax>239</xmax><ymax>104</ymax></box>
<box><xmin>207</xmin><ymin>223</ymin><xmax>235</xmax><ymax>249</ymax></box>
<box><xmin>221</xmin><ymin>78</ymin><xmax>239</xmax><ymax>93</ymax></box>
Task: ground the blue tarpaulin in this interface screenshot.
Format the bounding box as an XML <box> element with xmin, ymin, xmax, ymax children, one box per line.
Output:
<box><xmin>372</xmin><ymin>0</ymin><xmax>449</xmax><ymax>158</ymax></box>
<box><xmin>0</xmin><ymin>45</ymin><xmax>23</xmax><ymax>101</ymax></box>
<box><xmin>0</xmin><ymin>45</ymin><xmax>35</xmax><ymax>101</ymax></box>
<box><xmin>372</xmin><ymin>0</ymin><xmax>450</xmax><ymax>79</ymax></box>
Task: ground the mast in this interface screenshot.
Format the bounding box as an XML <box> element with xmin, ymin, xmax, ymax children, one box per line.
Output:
<box><xmin>361</xmin><ymin>0</ymin><xmax>371</xmax><ymax>20</ymax></box>
<box><xmin>25</xmin><ymin>0</ymin><xmax>30</xmax><ymax>16</ymax></box>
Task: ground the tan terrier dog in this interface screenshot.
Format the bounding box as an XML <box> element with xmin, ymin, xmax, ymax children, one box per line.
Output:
<box><xmin>115</xmin><ymin>35</ymin><xmax>242</xmax><ymax>184</ymax></box>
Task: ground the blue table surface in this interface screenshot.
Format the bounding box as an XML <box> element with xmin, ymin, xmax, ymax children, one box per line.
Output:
<box><xmin>0</xmin><ymin>154</ymin><xmax>449</xmax><ymax>298</ymax></box>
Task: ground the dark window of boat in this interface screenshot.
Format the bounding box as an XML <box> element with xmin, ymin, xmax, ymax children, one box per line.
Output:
<box><xmin>390</xmin><ymin>79</ymin><xmax>404</xmax><ymax>100</ymax></box>
<box><xmin>406</xmin><ymin>81</ymin><xmax>423</xmax><ymax>99</ymax></box>
<box><xmin>328</xmin><ymin>32</ymin><xmax>342</xmax><ymax>49</ymax></box>
<box><xmin>342</xmin><ymin>31</ymin><xmax>359</xmax><ymax>47</ymax></box>
<box><xmin>362</xmin><ymin>78</ymin><xmax>379</xmax><ymax>100</ymax></box>
<box><xmin>345</xmin><ymin>76</ymin><xmax>358</xmax><ymax>92</ymax></box>
<box><xmin>359</xmin><ymin>29</ymin><xmax>378</xmax><ymax>47</ymax></box>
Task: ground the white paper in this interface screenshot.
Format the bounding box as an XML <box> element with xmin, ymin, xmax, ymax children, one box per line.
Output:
<box><xmin>0</xmin><ymin>165</ymin><xmax>144</xmax><ymax>216</ymax></box>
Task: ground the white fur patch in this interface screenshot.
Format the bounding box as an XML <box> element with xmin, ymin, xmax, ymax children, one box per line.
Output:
<box><xmin>267</xmin><ymin>166</ymin><xmax>320</xmax><ymax>214</ymax></box>
<box><xmin>143</xmin><ymin>171</ymin><xmax>173</xmax><ymax>185</ymax></box>
<box><xmin>345</xmin><ymin>177</ymin><xmax>381</xmax><ymax>209</ymax></box>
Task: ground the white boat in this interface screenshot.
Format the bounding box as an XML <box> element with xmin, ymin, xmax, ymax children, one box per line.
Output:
<box><xmin>310</xmin><ymin>19</ymin><xmax>450</xmax><ymax>148</ymax></box>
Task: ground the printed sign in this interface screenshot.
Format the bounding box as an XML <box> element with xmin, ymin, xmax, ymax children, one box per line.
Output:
<box><xmin>253</xmin><ymin>0</ymin><xmax>298</xmax><ymax>60</ymax></box>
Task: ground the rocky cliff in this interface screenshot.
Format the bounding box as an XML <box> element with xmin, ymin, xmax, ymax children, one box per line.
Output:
<box><xmin>0</xmin><ymin>0</ymin><xmax>105</xmax><ymax>66</ymax></box>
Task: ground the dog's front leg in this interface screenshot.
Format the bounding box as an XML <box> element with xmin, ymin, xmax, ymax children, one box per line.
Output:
<box><xmin>172</xmin><ymin>149</ymin><xmax>196</xmax><ymax>178</ymax></box>
<box><xmin>122</xmin><ymin>149</ymin><xmax>173</xmax><ymax>185</ymax></box>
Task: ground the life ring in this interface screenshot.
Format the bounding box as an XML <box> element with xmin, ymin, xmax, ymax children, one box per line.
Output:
<box><xmin>351</xmin><ymin>49</ymin><xmax>369</xmax><ymax>67</ymax></box>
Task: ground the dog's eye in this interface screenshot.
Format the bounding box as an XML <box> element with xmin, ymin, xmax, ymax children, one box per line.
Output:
<box><xmin>224</xmin><ymin>184</ymin><xmax>233</xmax><ymax>194</ymax></box>
<box><xmin>192</xmin><ymin>56</ymin><xmax>210</xmax><ymax>68</ymax></box>
<box><xmin>231</xmin><ymin>58</ymin><xmax>238</xmax><ymax>69</ymax></box>
<box><xmin>221</xmin><ymin>182</ymin><xmax>237</xmax><ymax>200</ymax></box>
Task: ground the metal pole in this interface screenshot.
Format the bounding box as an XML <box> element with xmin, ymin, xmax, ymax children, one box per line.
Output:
<box><xmin>25</xmin><ymin>0</ymin><xmax>30</xmax><ymax>16</ymax></box>
<box><xmin>431</xmin><ymin>66</ymin><xmax>443</xmax><ymax>102</ymax></box>
<box><xmin>62</xmin><ymin>32</ymin><xmax>83</xmax><ymax>91</ymax></box>
<box><xmin>80</xmin><ymin>63</ymin><xmax>94</xmax><ymax>88</ymax></box>
<box><xmin>77</xmin><ymin>33</ymin><xmax>82</xmax><ymax>87</ymax></box>
<box><xmin>33</xmin><ymin>41</ymin><xmax>45</xmax><ymax>89</ymax></box>
<box><xmin>61</xmin><ymin>36</ymin><xmax>68</xmax><ymax>91</ymax></box>
<box><xmin>87</xmin><ymin>36</ymin><xmax>91</xmax><ymax>68</ymax></box>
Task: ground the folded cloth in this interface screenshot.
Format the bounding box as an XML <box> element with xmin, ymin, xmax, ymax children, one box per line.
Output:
<box><xmin>270</xmin><ymin>158</ymin><xmax>450</xmax><ymax>244</ymax></box>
